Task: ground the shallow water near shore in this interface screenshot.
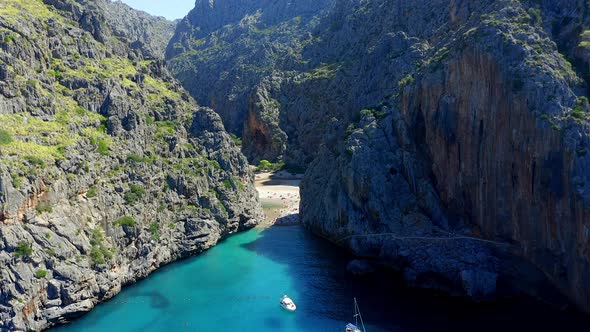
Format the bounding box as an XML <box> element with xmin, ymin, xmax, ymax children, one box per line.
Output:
<box><xmin>51</xmin><ymin>226</ymin><xmax>590</xmax><ymax>332</ymax></box>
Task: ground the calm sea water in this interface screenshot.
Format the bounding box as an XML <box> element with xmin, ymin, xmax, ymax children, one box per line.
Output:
<box><xmin>51</xmin><ymin>226</ymin><xmax>590</xmax><ymax>332</ymax></box>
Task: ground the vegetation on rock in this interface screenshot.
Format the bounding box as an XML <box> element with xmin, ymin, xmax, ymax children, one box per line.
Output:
<box><xmin>124</xmin><ymin>184</ymin><xmax>146</xmax><ymax>205</ymax></box>
<box><xmin>0</xmin><ymin>1</ymin><xmax>262</xmax><ymax>329</ymax></box>
<box><xmin>0</xmin><ymin>129</ymin><xmax>12</xmax><ymax>145</ymax></box>
<box><xmin>255</xmin><ymin>159</ymin><xmax>285</xmax><ymax>172</ymax></box>
<box><xmin>14</xmin><ymin>241</ymin><xmax>32</xmax><ymax>258</ymax></box>
<box><xmin>114</xmin><ymin>216</ymin><xmax>137</xmax><ymax>227</ymax></box>
<box><xmin>34</xmin><ymin>270</ymin><xmax>48</xmax><ymax>279</ymax></box>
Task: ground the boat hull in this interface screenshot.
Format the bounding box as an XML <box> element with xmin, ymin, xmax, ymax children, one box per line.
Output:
<box><xmin>280</xmin><ymin>304</ymin><xmax>296</xmax><ymax>311</ymax></box>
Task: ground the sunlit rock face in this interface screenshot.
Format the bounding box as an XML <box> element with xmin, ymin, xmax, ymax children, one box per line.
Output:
<box><xmin>0</xmin><ymin>1</ymin><xmax>262</xmax><ymax>330</ymax></box>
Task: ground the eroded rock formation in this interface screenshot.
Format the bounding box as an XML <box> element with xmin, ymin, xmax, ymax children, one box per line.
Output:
<box><xmin>0</xmin><ymin>1</ymin><xmax>262</xmax><ymax>330</ymax></box>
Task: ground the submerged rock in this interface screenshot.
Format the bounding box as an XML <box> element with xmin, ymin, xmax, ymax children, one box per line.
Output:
<box><xmin>460</xmin><ymin>270</ymin><xmax>498</xmax><ymax>300</ymax></box>
<box><xmin>346</xmin><ymin>260</ymin><xmax>376</xmax><ymax>276</ymax></box>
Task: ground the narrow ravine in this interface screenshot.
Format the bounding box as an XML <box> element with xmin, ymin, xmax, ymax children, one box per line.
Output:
<box><xmin>48</xmin><ymin>226</ymin><xmax>590</xmax><ymax>332</ymax></box>
<box><xmin>49</xmin><ymin>174</ymin><xmax>590</xmax><ymax>332</ymax></box>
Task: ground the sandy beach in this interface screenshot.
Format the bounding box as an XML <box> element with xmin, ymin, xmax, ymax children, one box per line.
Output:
<box><xmin>255</xmin><ymin>171</ymin><xmax>302</xmax><ymax>226</ymax></box>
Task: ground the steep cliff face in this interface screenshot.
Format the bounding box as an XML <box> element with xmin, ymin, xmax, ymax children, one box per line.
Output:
<box><xmin>165</xmin><ymin>0</ymin><xmax>336</xmax><ymax>140</ymax></box>
<box><xmin>103</xmin><ymin>1</ymin><xmax>176</xmax><ymax>59</ymax></box>
<box><xmin>301</xmin><ymin>0</ymin><xmax>590</xmax><ymax>313</ymax></box>
<box><xmin>0</xmin><ymin>0</ymin><xmax>262</xmax><ymax>330</ymax></box>
<box><xmin>171</xmin><ymin>0</ymin><xmax>590</xmax><ymax>313</ymax></box>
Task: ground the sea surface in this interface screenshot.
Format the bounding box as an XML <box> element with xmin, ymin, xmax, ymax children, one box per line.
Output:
<box><xmin>52</xmin><ymin>226</ymin><xmax>590</xmax><ymax>332</ymax></box>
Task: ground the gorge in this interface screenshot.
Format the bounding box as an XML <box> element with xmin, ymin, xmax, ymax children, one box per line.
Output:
<box><xmin>1</xmin><ymin>0</ymin><xmax>590</xmax><ymax>331</ymax></box>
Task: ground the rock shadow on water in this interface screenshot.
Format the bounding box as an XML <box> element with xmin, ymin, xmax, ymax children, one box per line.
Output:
<box><xmin>240</xmin><ymin>226</ymin><xmax>401</xmax><ymax>331</ymax></box>
<box><xmin>263</xmin><ymin>317</ymin><xmax>283</xmax><ymax>329</ymax></box>
<box><xmin>134</xmin><ymin>290</ymin><xmax>171</xmax><ymax>309</ymax></box>
<box><xmin>110</xmin><ymin>288</ymin><xmax>171</xmax><ymax>310</ymax></box>
<box><xmin>241</xmin><ymin>226</ymin><xmax>590</xmax><ymax>332</ymax></box>
<box><xmin>58</xmin><ymin>288</ymin><xmax>171</xmax><ymax>329</ymax></box>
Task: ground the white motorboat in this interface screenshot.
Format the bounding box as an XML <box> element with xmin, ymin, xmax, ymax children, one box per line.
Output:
<box><xmin>344</xmin><ymin>298</ymin><xmax>365</xmax><ymax>332</ymax></box>
<box><xmin>279</xmin><ymin>295</ymin><xmax>296</xmax><ymax>311</ymax></box>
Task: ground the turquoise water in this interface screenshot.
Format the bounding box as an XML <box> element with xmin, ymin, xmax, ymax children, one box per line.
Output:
<box><xmin>52</xmin><ymin>226</ymin><xmax>589</xmax><ymax>332</ymax></box>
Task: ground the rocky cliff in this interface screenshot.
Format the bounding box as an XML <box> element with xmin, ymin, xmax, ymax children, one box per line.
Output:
<box><xmin>103</xmin><ymin>0</ymin><xmax>177</xmax><ymax>59</ymax></box>
<box><xmin>166</xmin><ymin>0</ymin><xmax>336</xmax><ymax>160</ymax></box>
<box><xmin>0</xmin><ymin>0</ymin><xmax>262</xmax><ymax>330</ymax></box>
<box><xmin>301</xmin><ymin>0</ymin><xmax>590</xmax><ymax>312</ymax></box>
<box><xmin>171</xmin><ymin>0</ymin><xmax>590</xmax><ymax>313</ymax></box>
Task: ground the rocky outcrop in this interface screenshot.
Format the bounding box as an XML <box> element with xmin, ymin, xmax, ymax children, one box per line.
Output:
<box><xmin>0</xmin><ymin>1</ymin><xmax>261</xmax><ymax>330</ymax></box>
<box><xmin>103</xmin><ymin>1</ymin><xmax>176</xmax><ymax>59</ymax></box>
<box><xmin>242</xmin><ymin>85</ymin><xmax>287</xmax><ymax>163</ymax></box>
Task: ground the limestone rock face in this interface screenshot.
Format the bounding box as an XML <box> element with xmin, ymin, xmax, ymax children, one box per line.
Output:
<box><xmin>0</xmin><ymin>1</ymin><xmax>262</xmax><ymax>330</ymax></box>
<box><xmin>103</xmin><ymin>1</ymin><xmax>177</xmax><ymax>59</ymax></box>
<box><xmin>166</xmin><ymin>0</ymin><xmax>336</xmax><ymax>136</ymax></box>
<box><xmin>172</xmin><ymin>0</ymin><xmax>590</xmax><ymax>313</ymax></box>
<box><xmin>242</xmin><ymin>85</ymin><xmax>288</xmax><ymax>164</ymax></box>
<box><xmin>300</xmin><ymin>0</ymin><xmax>590</xmax><ymax>313</ymax></box>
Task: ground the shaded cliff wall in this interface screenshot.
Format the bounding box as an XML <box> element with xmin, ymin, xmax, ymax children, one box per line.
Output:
<box><xmin>400</xmin><ymin>45</ymin><xmax>590</xmax><ymax>311</ymax></box>
<box><xmin>300</xmin><ymin>0</ymin><xmax>590</xmax><ymax>313</ymax></box>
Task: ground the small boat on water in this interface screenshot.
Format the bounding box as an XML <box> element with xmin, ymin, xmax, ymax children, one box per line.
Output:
<box><xmin>344</xmin><ymin>298</ymin><xmax>365</xmax><ymax>332</ymax></box>
<box><xmin>279</xmin><ymin>295</ymin><xmax>296</xmax><ymax>311</ymax></box>
<box><xmin>346</xmin><ymin>323</ymin><xmax>362</xmax><ymax>332</ymax></box>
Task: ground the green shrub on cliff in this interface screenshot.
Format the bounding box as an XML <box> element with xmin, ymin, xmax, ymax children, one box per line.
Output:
<box><xmin>579</xmin><ymin>30</ymin><xmax>590</xmax><ymax>50</ymax></box>
<box><xmin>398</xmin><ymin>74</ymin><xmax>414</xmax><ymax>88</ymax></box>
<box><xmin>90</xmin><ymin>246</ymin><xmax>106</xmax><ymax>265</ymax></box>
<box><xmin>24</xmin><ymin>155</ymin><xmax>46</xmax><ymax>168</ymax></box>
<box><xmin>90</xmin><ymin>227</ymin><xmax>104</xmax><ymax>246</ymax></box>
<box><xmin>35</xmin><ymin>202</ymin><xmax>53</xmax><ymax>214</ymax></box>
<box><xmin>149</xmin><ymin>222</ymin><xmax>160</xmax><ymax>241</ymax></box>
<box><xmin>130</xmin><ymin>184</ymin><xmax>146</xmax><ymax>195</ymax></box>
<box><xmin>3</xmin><ymin>34</ymin><xmax>15</xmax><ymax>44</ymax></box>
<box><xmin>230</xmin><ymin>133</ymin><xmax>242</xmax><ymax>146</ymax></box>
<box><xmin>96</xmin><ymin>138</ymin><xmax>110</xmax><ymax>156</ymax></box>
<box><xmin>89</xmin><ymin>227</ymin><xmax>113</xmax><ymax>266</ymax></box>
<box><xmin>255</xmin><ymin>159</ymin><xmax>285</xmax><ymax>172</ymax></box>
<box><xmin>14</xmin><ymin>241</ymin><xmax>32</xmax><ymax>258</ymax></box>
<box><xmin>572</xmin><ymin>96</ymin><xmax>590</xmax><ymax>121</ymax></box>
<box><xmin>127</xmin><ymin>153</ymin><xmax>144</xmax><ymax>163</ymax></box>
<box><xmin>114</xmin><ymin>216</ymin><xmax>136</xmax><ymax>227</ymax></box>
<box><xmin>87</xmin><ymin>186</ymin><xmax>97</xmax><ymax>198</ymax></box>
<box><xmin>0</xmin><ymin>129</ymin><xmax>12</xmax><ymax>145</ymax></box>
<box><xmin>45</xmin><ymin>248</ymin><xmax>56</xmax><ymax>257</ymax></box>
<box><xmin>223</xmin><ymin>179</ymin><xmax>233</xmax><ymax>189</ymax></box>
<box><xmin>35</xmin><ymin>269</ymin><xmax>48</xmax><ymax>279</ymax></box>
<box><xmin>124</xmin><ymin>184</ymin><xmax>146</xmax><ymax>205</ymax></box>
<box><xmin>527</xmin><ymin>8</ymin><xmax>542</xmax><ymax>26</ymax></box>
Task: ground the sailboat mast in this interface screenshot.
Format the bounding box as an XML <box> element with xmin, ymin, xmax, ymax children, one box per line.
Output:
<box><xmin>354</xmin><ymin>297</ymin><xmax>358</xmax><ymax>326</ymax></box>
<box><xmin>354</xmin><ymin>298</ymin><xmax>366</xmax><ymax>332</ymax></box>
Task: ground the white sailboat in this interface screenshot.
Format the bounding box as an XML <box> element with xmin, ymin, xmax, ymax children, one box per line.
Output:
<box><xmin>345</xmin><ymin>298</ymin><xmax>365</xmax><ymax>332</ymax></box>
